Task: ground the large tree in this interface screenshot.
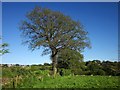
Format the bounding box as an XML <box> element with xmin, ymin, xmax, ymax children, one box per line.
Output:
<box><xmin>20</xmin><ymin>7</ymin><xmax>90</xmax><ymax>76</ymax></box>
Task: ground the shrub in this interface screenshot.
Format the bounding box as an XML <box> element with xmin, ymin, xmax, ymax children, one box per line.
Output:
<box><xmin>59</xmin><ymin>69</ymin><xmax>72</xmax><ymax>76</ymax></box>
<box><xmin>34</xmin><ymin>70</ymin><xmax>50</xmax><ymax>77</ymax></box>
<box><xmin>97</xmin><ymin>69</ymin><xmax>105</xmax><ymax>75</ymax></box>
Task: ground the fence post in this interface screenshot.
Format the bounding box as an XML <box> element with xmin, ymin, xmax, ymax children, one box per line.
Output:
<box><xmin>12</xmin><ymin>78</ymin><xmax>15</xmax><ymax>88</ymax></box>
<box><xmin>12</xmin><ymin>75</ymin><xmax>18</xmax><ymax>88</ymax></box>
<box><xmin>15</xmin><ymin>75</ymin><xmax>18</xmax><ymax>87</ymax></box>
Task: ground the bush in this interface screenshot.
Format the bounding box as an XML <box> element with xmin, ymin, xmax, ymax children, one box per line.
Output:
<box><xmin>97</xmin><ymin>69</ymin><xmax>105</xmax><ymax>75</ymax></box>
<box><xmin>34</xmin><ymin>70</ymin><xmax>50</xmax><ymax>77</ymax></box>
<box><xmin>71</xmin><ymin>68</ymin><xmax>83</xmax><ymax>75</ymax></box>
<box><xmin>39</xmin><ymin>66</ymin><xmax>51</xmax><ymax>70</ymax></box>
<box><xmin>84</xmin><ymin>70</ymin><xmax>92</xmax><ymax>75</ymax></box>
<box><xmin>59</xmin><ymin>69</ymin><xmax>72</xmax><ymax>76</ymax></box>
<box><xmin>17</xmin><ymin>75</ymin><xmax>39</xmax><ymax>88</ymax></box>
<box><xmin>2</xmin><ymin>68</ymin><xmax>13</xmax><ymax>77</ymax></box>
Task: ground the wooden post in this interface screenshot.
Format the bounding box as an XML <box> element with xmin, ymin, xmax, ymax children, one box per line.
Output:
<box><xmin>12</xmin><ymin>78</ymin><xmax>15</xmax><ymax>88</ymax></box>
<box><xmin>12</xmin><ymin>75</ymin><xmax>18</xmax><ymax>88</ymax></box>
<box><xmin>15</xmin><ymin>75</ymin><xmax>18</xmax><ymax>87</ymax></box>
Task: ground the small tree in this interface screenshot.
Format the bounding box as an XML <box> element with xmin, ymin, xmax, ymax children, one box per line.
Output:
<box><xmin>20</xmin><ymin>7</ymin><xmax>90</xmax><ymax>76</ymax></box>
<box><xmin>0</xmin><ymin>37</ymin><xmax>9</xmax><ymax>55</ymax></box>
<box><xmin>57</xmin><ymin>49</ymin><xmax>83</xmax><ymax>69</ymax></box>
<box><xmin>57</xmin><ymin>49</ymin><xmax>85</xmax><ymax>75</ymax></box>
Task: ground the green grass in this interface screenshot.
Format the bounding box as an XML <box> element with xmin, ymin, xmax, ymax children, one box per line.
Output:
<box><xmin>33</xmin><ymin>76</ymin><xmax>119</xmax><ymax>88</ymax></box>
<box><xmin>2</xmin><ymin>67</ymin><xmax>119</xmax><ymax>88</ymax></box>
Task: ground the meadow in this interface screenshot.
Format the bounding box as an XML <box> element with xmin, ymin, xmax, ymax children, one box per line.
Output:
<box><xmin>1</xmin><ymin>64</ymin><xmax>120</xmax><ymax>88</ymax></box>
<box><xmin>33</xmin><ymin>76</ymin><xmax>119</xmax><ymax>88</ymax></box>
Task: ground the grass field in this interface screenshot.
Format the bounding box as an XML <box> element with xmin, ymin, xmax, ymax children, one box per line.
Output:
<box><xmin>2</xmin><ymin>66</ymin><xmax>120</xmax><ymax>88</ymax></box>
<box><xmin>33</xmin><ymin>76</ymin><xmax>119</xmax><ymax>88</ymax></box>
<box><xmin>14</xmin><ymin>75</ymin><xmax>119</xmax><ymax>88</ymax></box>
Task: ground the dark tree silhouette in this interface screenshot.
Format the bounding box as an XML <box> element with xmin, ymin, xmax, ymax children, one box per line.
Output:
<box><xmin>19</xmin><ymin>7</ymin><xmax>90</xmax><ymax>76</ymax></box>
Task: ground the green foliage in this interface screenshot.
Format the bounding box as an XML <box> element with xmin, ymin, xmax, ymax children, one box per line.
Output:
<box><xmin>0</xmin><ymin>36</ymin><xmax>9</xmax><ymax>55</ymax></box>
<box><xmin>19</xmin><ymin>6</ymin><xmax>90</xmax><ymax>76</ymax></box>
<box><xmin>34</xmin><ymin>70</ymin><xmax>50</xmax><ymax>76</ymax></box>
<box><xmin>58</xmin><ymin>69</ymin><xmax>72</xmax><ymax>76</ymax></box>
<box><xmin>39</xmin><ymin>65</ymin><xmax>51</xmax><ymax>70</ymax></box>
<box><xmin>44</xmin><ymin>63</ymin><xmax>51</xmax><ymax>66</ymax></box>
<box><xmin>96</xmin><ymin>69</ymin><xmax>105</xmax><ymax>75</ymax></box>
<box><xmin>20</xmin><ymin>7</ymin><xmax>90</xmax><ymax>53</ymax></box>
<box><xmin>2</xmin><ymin>64</ymin><xmax>120</xmax><ymax>88</ymax></box>
<box><xmin>0</xmin><ymin>43</ymin><xmax>9</xmax><ymax>55</ymax></box>
<box><xmin>102</xmin><ymin>61</ymin><xmax>120</xmax><ymax>76</ymax></box>
<box><xmin>57</xmin><ymin>49</ymin><xmax>83</xmax><ymax>69</ymax></box>
<box><xmin>33</xmin><ymin>76</ymin><xmax>119</xmax><ymax>88</ymax></box>
<box><xmin>2</xmin><ymin>66</ymin><xmax>32</xmax><ymax>78</ymax></box>
<box><xmin>2</xmin><ymin>68</ymin><xmax>13</xmax><ymax>77</ymax></box>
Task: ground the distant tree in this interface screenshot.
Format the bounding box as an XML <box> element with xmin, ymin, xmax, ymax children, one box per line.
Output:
<box><xmin>92</xmin><ymin>60</ymin><xmax>101</xmax><ymax>64</ymax></box>
<box><xmin>20</xmin><ymin>7</ymin><xmax>90</xmax><ymax>76</ymax></box>
<box><xmin>44</xmin><ymin>63</ymin><xmax>51</xmax><ymax>66</ymax></box>
<box><xmin>15</xmin><ymin>64</ymin><xmax>20</xmax><ymax>66</ymax></box>
<box><xmin>86</xmin><ymin>61</ymin><xmax>103</xmax><ymax>75</ymax></box>
<box><xmin>102</xmin><ymin>61</ymin><xmax>119</xmax><ymax>76</ymax></box>
<box><xmin>2</xmin><ymin>64</ymin><xmax>8</xmax><ymax>67</ymax></box>
<box><xmin>38</xmin><ymin>64</ymin><xmax>42</xmax><ymax>66</ymax></box>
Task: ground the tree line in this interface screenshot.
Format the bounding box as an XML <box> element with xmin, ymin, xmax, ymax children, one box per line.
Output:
<box><xmin>2</xmin><ymin>60</ymin><xmax>120</xmax><ymax>76</ymax></box>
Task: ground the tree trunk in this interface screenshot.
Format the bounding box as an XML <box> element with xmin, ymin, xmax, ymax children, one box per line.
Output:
<box><xmin>51</xmin><ymin>52</ymin><xmax>57</xmax><ymax>77</ymax></box>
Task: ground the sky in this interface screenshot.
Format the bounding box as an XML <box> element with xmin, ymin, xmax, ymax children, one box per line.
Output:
<box><xmin>2</xmin><ymin>2</ymin><xmax>118</xmax><ymax>65</ymax></box>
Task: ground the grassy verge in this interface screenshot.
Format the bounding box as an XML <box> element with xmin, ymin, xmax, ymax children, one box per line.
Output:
<box><xmin>33</xmin><ymin>76</ymin><xmax>119</xmax><ymax>88</ymax></box>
